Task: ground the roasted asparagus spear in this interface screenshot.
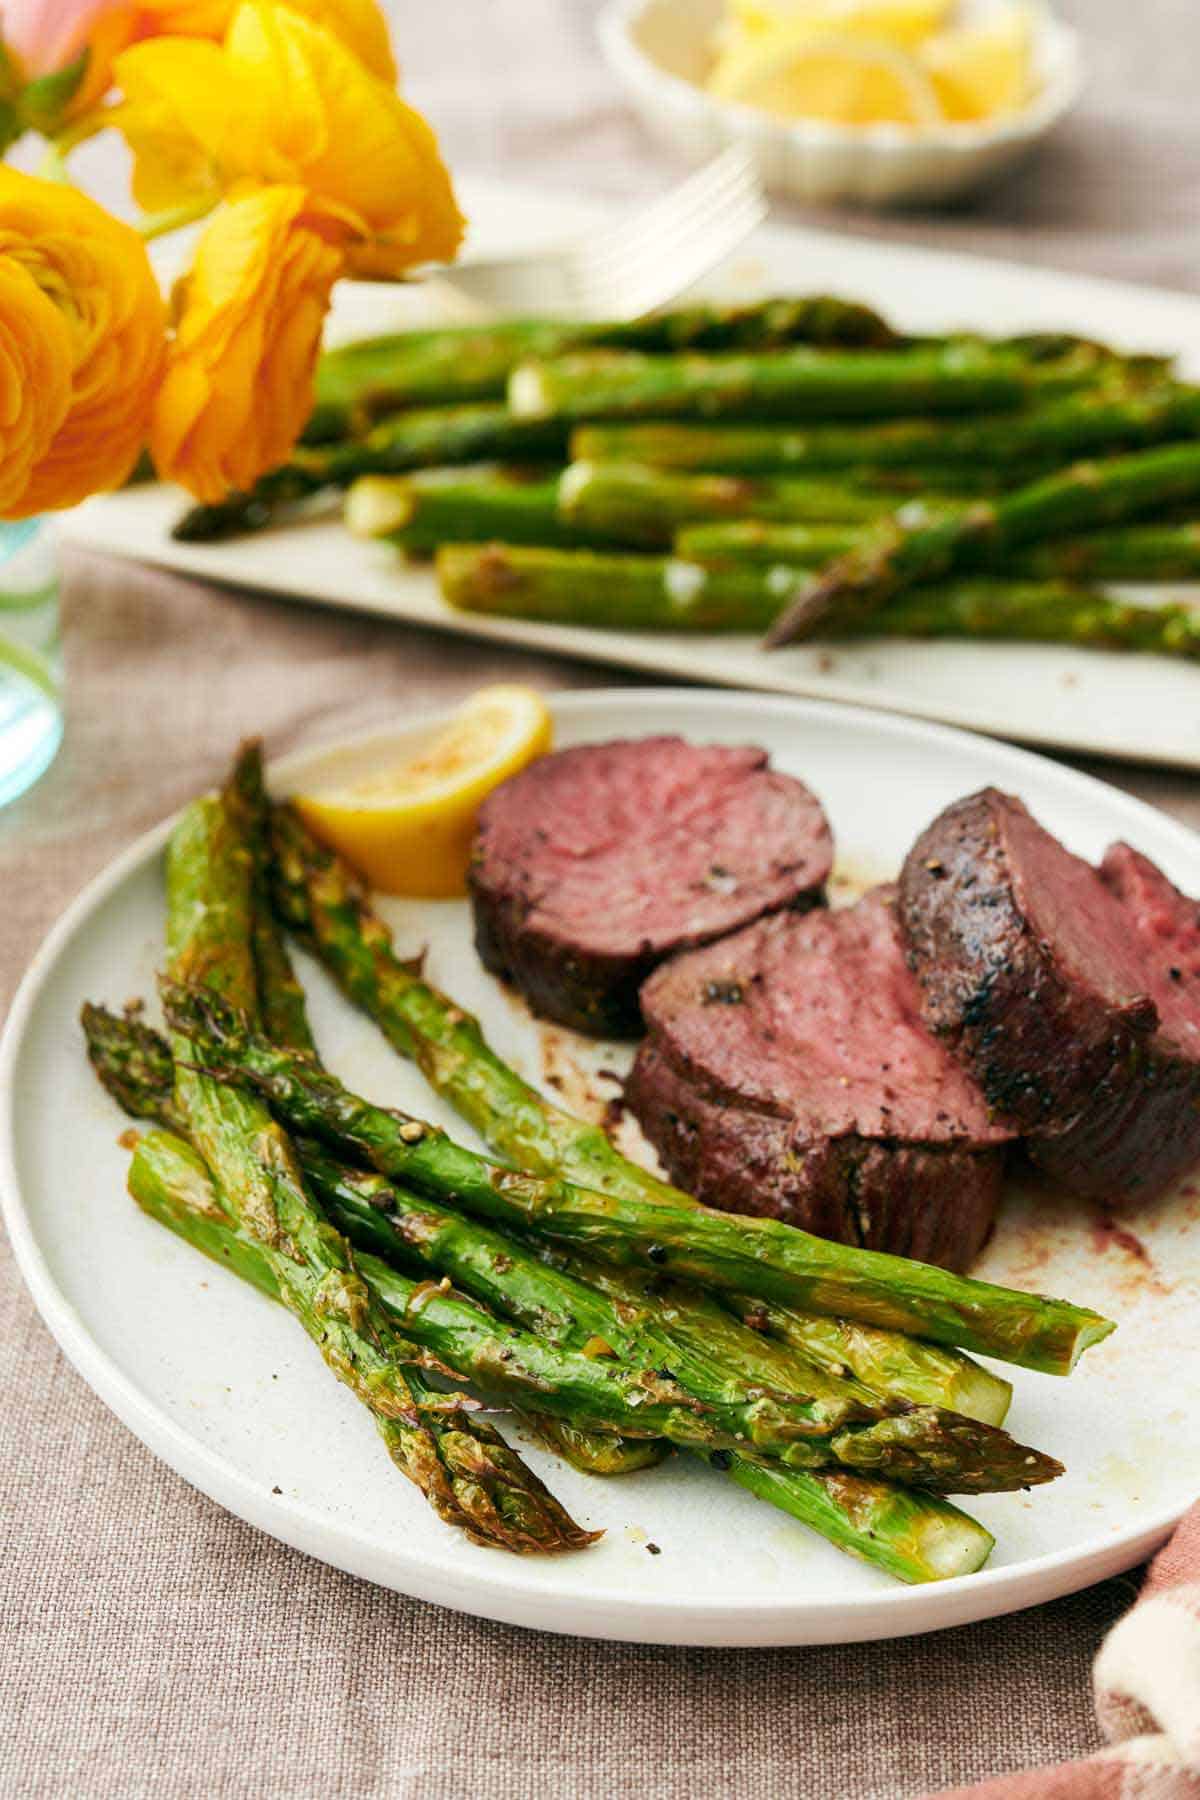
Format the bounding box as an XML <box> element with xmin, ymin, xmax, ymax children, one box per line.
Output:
<box><xmin>160</xmin><ymin>978</ymin><xmax>1115</xmax><ymax>1377</ymax></box>
<box><xmin>131</xmin><ymin>1128</ymin><xmax>994</xmax><ymax>1581</ymax></box>
<box><xmin>161</xmin><ymin>778</ymin><xmax>592</xmax><ymax>1552</ymax></box>
<box><xmin>509</xmin><ymin>344</ymin><xmax>1098</xmax><ymax>426</ymax></box>
<box><xmin>765</xmin><ymin>441</ymin><xmax>1200</xmax><ymax>646</ymax></box>
<box><xmin>569</xmin><ymin>384</ymin><xmax>1200</xmax><ymax>476</ymax></box>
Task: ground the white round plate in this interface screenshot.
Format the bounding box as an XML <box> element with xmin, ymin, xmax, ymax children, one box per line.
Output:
<box><xmin>4</xmin><ymin>690</ymin><xmax>1198</xmax><ymax>1646</ymax></box>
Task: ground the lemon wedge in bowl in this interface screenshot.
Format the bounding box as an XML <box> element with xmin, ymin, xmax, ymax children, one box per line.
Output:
<box><xmin>919</xmin><ymin>5</ymin><xmax>1033</xmax><ymax>121</ymax></box>
<box><xmin>719</xmin><ymin>0</ymin><xmax>953</xmax><ymax>53</ymax></box>
<box><xmin>709</xmin><ymin>26</ymin><xmax>942</xmax><ymax>126</ymax></box>
<box><xmin>293</xmin><ymin>685</ymin><xmax>552</xmax><ymax>898</ymax></box>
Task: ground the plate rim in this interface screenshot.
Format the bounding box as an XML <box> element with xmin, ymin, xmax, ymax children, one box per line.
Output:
<box><xmin>2</xmin><ymin>686</ymin><xmax>1193</xmax><ymax>1644</ymax></box>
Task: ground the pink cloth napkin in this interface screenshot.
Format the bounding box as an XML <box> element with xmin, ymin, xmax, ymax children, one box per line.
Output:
<box><xmin>936</xmin><ymin>1504</ymin><xmax>1200</xmax><ymax>1799</ymax></box>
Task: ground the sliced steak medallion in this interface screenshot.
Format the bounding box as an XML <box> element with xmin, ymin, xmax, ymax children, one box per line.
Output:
<box><xmin>897</xmin><ymin>789</ymin><xmax>1200</xmax><ymax>1201</ymax></box>
<box><xmin>626</xmin><ymin>887</ymin><xmax>1010</xmax><ymax>1269</ymax></box>
<box><xmin>469</xmin><ymin>735</ymin><xmax>833</xmax><ymax>1036</ymax></box>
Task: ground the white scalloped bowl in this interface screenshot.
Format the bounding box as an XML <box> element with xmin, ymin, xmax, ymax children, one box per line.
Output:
<box><xmin>598</xmin><ymin>0</ymin><xmax>1083</xmax><ymax>208</ymax></box>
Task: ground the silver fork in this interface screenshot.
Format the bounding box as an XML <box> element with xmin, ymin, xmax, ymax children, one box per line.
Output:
<box><xmin>426</xmin><ymin>148</ymin><xmax>767</xmax><ymax>323</ymax></box>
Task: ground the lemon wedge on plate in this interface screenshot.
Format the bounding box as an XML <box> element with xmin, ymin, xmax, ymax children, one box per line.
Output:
<box><xmin>919</xmin><ymin>6</ymin><xmax>1033</xmax><ymax>122</ymax></box>
<box><xmin>709</xmin><ymin>24</ymin><xmax>943</xmax><ymax>126</ymax></box>
<box><xmin>293</xmin><ymin>684</ymin><xmax>552</xmax><ymax>898</ymax></box>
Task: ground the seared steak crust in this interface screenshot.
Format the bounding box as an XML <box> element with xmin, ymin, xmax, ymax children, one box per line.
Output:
<box><xmin>898</xmin><ymin>789</ymin><xmax>1200</xmax><ymax>1201</ymax></box>
<box><xmin>626</xmin><ymin>888</ymin><xmax>1008</xmax><ymax>1269</ymax></box>
<box><xmin>626</xmin><ymin>1040</ymin><xmax>1002</xmax><ymax>1271</ymax></box>
<box><xmin>469</xmin><ymin>736</ymin><xmax>833</xmax><ymax>1036</ymax></box>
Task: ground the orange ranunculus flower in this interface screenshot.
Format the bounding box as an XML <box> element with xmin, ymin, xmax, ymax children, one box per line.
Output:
<box><xmin>0</xmin><ymin>0</ymin><xmax>394</xmax><ymax>126</ymax></box>
<box><xmin>112</xmin><ymin>1</ymin><xmax>461</xmax><ymax>271</ymax></box>
<box><xmin>0</xmin><ymin>167</ymin><xmax>166</xmax><ymax>517</ymax></box>
<box><xmin>136</xmin><ymin>0</ymin><xmax>395</xmax><ymax>78</ymax></box>
<box><xmin>150</xmin><ymin>184</ymin><xmax>351</xmax><ymax>502</ymax></box>
<box><xmin>0</xmin><ymin>259</ymin><xmax>73</xmax><ymax>515</ymax></box>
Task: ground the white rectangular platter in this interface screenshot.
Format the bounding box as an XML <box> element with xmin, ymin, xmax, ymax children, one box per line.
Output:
<box><xmin>62</xmin><ymin>176</ymin><xmax>1200</xmax><ymax>770</ymax></box>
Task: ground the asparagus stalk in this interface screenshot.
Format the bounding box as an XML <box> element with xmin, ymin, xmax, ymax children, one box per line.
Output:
<box><xmin>314</xmin><ymin>321</ymin><xmax>577</xmax><ymax>427</ymax></box>
<box><xmin>161</xmin><ymin>978</ymin><xmax>1115</xmax><ymax>1377</ymax></box>
<box><xmin>224</xmin><ymin>755</ymin><xmax>658</xmax><ymax>1481</ymax></box>
<box><xmin>438</xmin><ymin>543</ymin><xmax>793</xmax><ymax>631</ymax></box>
<box><xmin>438</xmin><ymin>544</ymin><xmax>1200</xmax><ymax>657</ymax></box>
<box><xmin>224</xmin><ymin>741</ymin><xmax>316</xmax><ymax>1053</ymax></box>
<box><xmin>1006</xmin><ymin>521</ymin><xmax>1200</xmax><ymax>581</ymax></box>
<box><xmin>88</xmin><ymin>1022</ymin><xmax>996</xmax><ymax>1564</ymax></box>
<box><xmin>311</xmin><ymin>300</ymin><xmax>903</xmax><ymax>435</ymax></box>
<box><xmin>679</xmin><ymin>518</ymin><xmax>1200</xmax><ymax>576</ymax></box>
<box><xmin>344</xmin><ymin>467</ymin><xmax>579</xmax><ymax>552</ymax></box>
<box><xmin>347</xmin><ymin>461</ymin><xmax>935</xmax><ymax>561</ymax></box>
<box><xmin>83</xmin><ymin>1001</ymin><xmax>186</xmax><ymax>1133</ymax></box>
<box><xmin>84</xmin><ymin>1001</ymin><xmax>1018</xmax><ymax>1521</ymax></box>
<box><xmin>141</xmin><ymin>1119</ymin><xmax>1047</xmax><ymax>1488</ymax></box>
<box><xmin>163</xmin><ymin>786</ymin><xmax>592</xmax><ymax>1552</ymax></box>
<box><xmin>173</xmin><ymin>410</ymin><xmax>573</xmax><ymax>544</ymax></box>
<box><xmin>266</xmin><ymin>804</ymin><xmax>1013</xmax><ymax>1428</ymax></box>
<box><xmin>508</xmin><ymin>345</ymin><xmax>1094</xmax><ymax>426</ymax></box>
<box><xmin>555</xmin><ymin>461</ymin><xmax>950</xmax><ymax>550</ymax></box>
<box><xmin>132</xmin><ymin>1130</ymin><xmax>993</xmax><ymax>1581</ymax></box>
<box><xmin>81</xmin><ymin>994</ymin><xmax>1012</xmax><ymax>1441</ymax></box>
<box><xmin>765</xmin><ymin>441</ymin><xmax>1200</xmax><ymax>646</ymax></box>
<box><xmin>129</xmin><ymin>1129</ymin><xmax>598</xmax><ymax>1545</ymax></box>
<box><xmin>570</xmin><ymin>384</ymin><xmax>1200</xmax><ymax>476</ymax></box>
<box><xmin>80</xmin><ymin>994</ymin><xmax>1011</xmax><ymax>1432</ymax></box>
<box><xmin>592</xmin><ymin>295</ymin><xmax>899</xmax><ymax>352</ymax></box>
<box><xmin>850</xmin><ymin>581</ymin><xmax>1200</xmax><ymax>653</ymax></box>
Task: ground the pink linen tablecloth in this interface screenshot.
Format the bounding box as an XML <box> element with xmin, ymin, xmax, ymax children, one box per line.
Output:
<box><xmin>4</xmin><ymin>3</ymin><xmax>1200</xmax><ymax>1793</ymax></box>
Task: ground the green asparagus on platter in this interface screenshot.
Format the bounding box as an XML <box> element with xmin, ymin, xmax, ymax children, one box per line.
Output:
<box><xmin>173</xmin><ymin>410</ymin><xmax>573</xmax><ymax>544</ymax></box>
<box><xmin>434</xmin><ymin>543</ymin><xmax>1200</xmax><ymax>655</ymax></box>
<box><xmin>764</xmin><ymin>440</ymin><xmax>1200</xmax><ymax>646</ymax></box>
<box><xmin>568</xmin><ymin>384</ymin><xmax>1200</xmax><ymax>476</ymax></box>
<box><xmin>553</xmin><ymin>461</ymin><xmax>955</xmax><ymax>549</ymax></box>
<box><xmin>508</xmin><ymin>344</ymin><xmax>1100</xmax><ymax>426</ymax></box>
<box><xmin>675</xmin><ymin>517</ymin><xmax>1200</xmax><ymax>581</ymax></box>
<box><xmin>346</xmin><ymin>462</ymin><xmax>957</xmax><ymax>559</ymax></box>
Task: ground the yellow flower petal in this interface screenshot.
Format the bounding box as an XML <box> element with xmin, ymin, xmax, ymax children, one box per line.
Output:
<box><xmin>151</xmin><ymin>184</ymin><xmax>346</xmax><ymax>502</ymax></box>
<box><xmin>226</xmin><ymin>3</ymin><xmax>462</xmax><ymax>259</ymax></box>
<box><xmin>112</xmin><ymin>1</ymin><xmax>461</xmax><ymax>266</ymax></box>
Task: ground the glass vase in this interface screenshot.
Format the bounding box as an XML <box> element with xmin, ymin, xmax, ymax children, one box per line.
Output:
<box><xmin>0</xmin><ymin>519</ymin><xmax>63</xmax><ymax>807</ymax></box>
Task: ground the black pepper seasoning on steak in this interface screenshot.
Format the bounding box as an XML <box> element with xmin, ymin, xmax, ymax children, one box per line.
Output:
<box><xmin>897</xmin><ymin>788</ymin><xmax>1200</xmax><ymax>1202</ymax></box>
<box><xmin>625</xmin><ymin>887</ymin><xmax>1011</xmax><ymax>1270</ymax></box>
<box><xmin>468</xmin><ymin>736</ymin><xmax>833</xmax><ymax>1036</ymax></box>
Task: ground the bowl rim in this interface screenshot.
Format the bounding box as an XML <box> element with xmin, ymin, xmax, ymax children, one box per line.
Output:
<box><xmin>598</xmin><ymin>0</ymin><xmax>1085</xmax><ymax>155</ymax></box>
